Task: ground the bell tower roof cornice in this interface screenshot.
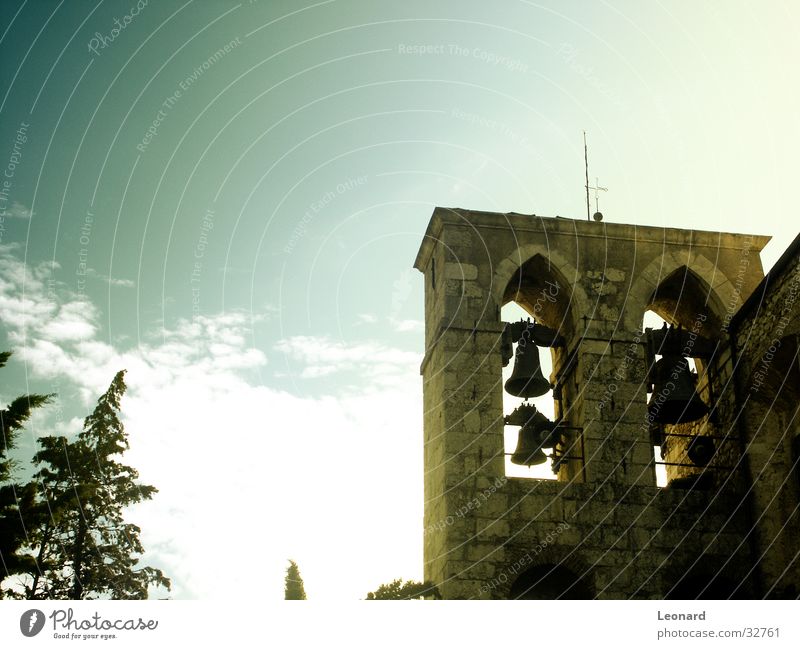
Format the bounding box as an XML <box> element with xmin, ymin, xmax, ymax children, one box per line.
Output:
<box><xmin>413</xmin><ymin>207</ymin><xmax>770</xmax><ymax>272</ymax></box>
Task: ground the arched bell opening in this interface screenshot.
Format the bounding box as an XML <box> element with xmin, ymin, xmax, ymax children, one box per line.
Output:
<box><xmin>501</xmin><ymin>301</ymin><xmax>557</xmax><ymax>480</ymax></box>
<box><xmin>644</xmin><ymin>310</ymin><xmax>672</xmax><ymax>487</ymax></box>
<box><xmin>647</xmin><ymin>265</ymin><xmax>724</xmax><ymax>338</ymax></box>
<box><xmin>500</xmin><ymin>255</ymin><xmax>578</xmax><ymax>482</ymax></box>
<box><xmin>508</xmin><ymin>564</ymin><xmax>593</xmax><ymax>599</ymax></box>
<box><xmin>501</xmin><ymin>253</ymin><xmax>576</xmax><ymax>336</ymax></box>
<box><xmin>643</xmin><ymin>267</ymin><xmax>725</xmax><ymax>489</ymax></box>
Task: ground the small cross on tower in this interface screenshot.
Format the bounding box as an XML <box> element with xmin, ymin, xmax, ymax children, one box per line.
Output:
<box><xmin>587</xmin><ymin>177</ymin><xmax>608</xmax><ymax>221</ymax></box>
<box><xmin>587</xmin><ymin>177</ymin><xmax>608</xmax><ymax>217</ymax></box>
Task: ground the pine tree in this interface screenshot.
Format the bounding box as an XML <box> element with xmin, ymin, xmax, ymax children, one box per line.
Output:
<box><xmin>0</xmin><ymin>351</ymin><xmax>53</xmax><ymax>588</ymax></box>
<box><xmin>284</xmin><ymin>560</ymin><xmax>307</xmax><ymax>599</ymax></box>
<box><xmin>16</xmin><ymin>370</ymin><xmax>169</xmax><ymax>599</ymax></box>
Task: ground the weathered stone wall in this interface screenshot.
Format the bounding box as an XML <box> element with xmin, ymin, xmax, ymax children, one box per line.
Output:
<box><xmin>729</xmin><ymin>235</ymin><xmax>800</xmax><ymax>597</ymax></box>
<box><xmin>415</xmin><ymin>208</ymin><xmax>787</xmax><ymax>599</ymax></box>
<box><xmin>663</xmin><ymin>234</ymin><xmax>800</xmax><ymax>597</ymax></box>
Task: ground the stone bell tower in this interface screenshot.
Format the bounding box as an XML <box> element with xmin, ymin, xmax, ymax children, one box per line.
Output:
<box><xmin>414</xmin><ymin>207</ymin><xmax>800</xmax><ymax>599</ymax></box>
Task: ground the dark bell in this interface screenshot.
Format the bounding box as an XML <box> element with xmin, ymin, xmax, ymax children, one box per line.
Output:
<box><xmin>511</xmin><ymin>425</ymin><xmax>549</xmax><ymax>466</ymax></box>
<box><xmin>508</xmin><ymin>405</ymin><xmax>561</xmax><ymax>466</ymax></box>
<box><xmin>505</xmin><ymin>340</ymin><xmax>551</xmax><ymax>398</ymax></box>
<box><xmin>648</xmin><ymin>355</ymin><xmax>709</xmax><ymax>424</ymax></box>
<box><xmin>504</xmin><ymin>403</ymin><xmax>539</xmax><ymax>427</ymax></box>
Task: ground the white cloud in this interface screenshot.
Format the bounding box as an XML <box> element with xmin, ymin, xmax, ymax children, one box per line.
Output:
<box><xmin>355</xmin><ymin>312</ymin><xmax>423</xmax><ymax>334</ymax></box>
<box><xmin>0</xmin><ymin>247</ymin><xmax>425</xmax><ymax>600</ymax></box>
<box><xmin>84</xmin><ymin>268</ymin><xmax>135</xmax><ymax>288</ymax></box>
<box><xmin>4</xmin><ymin>201</ymin><xmax>35</xmax><ymax>219</ymax></box>
<box><xmin>355</xmin><ymin>313</ymin><xmax>378</xmax><ymax>325</ymax></box>
<box><xmin>274</xmin><ymin>335</ymin><xmax>420</xmax><ymax>387</ymax></box>
<box><xmin>39</xmin><ymin>300</ymin><xmax>98</xmax><ymax>341</ymax></box>
<box><xmin>391</xmin><ymin>318</ymin><xmax>424</xmax><ymax>333</ymax></box>
<box><xmin>0</xmin><ymin>250</ymin><xmax>58</xmax><ymax>335</ymax></box>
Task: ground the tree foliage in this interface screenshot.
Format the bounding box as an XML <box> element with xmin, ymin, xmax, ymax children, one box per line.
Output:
<box><xmin>0</xmin><ymin>351</ymin><xmax>53</xmax><ymax>583</ymax></box>
<box><xmin>2</xmin><ymin>368</ymin><xmax>169</xmax><ymax>599</ymax></box>
<box><xmin>284</xmin><ymin>560</ymin><xmax>307</xmax><ymax>599</ymax></box>
<box><xmin>365</xmin><ymin>579</ymin><xmax>441</xmax><ymax>600</ymax></box>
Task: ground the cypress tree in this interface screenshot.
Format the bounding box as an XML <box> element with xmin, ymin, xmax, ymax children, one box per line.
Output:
<box><xmin>284</xmin><ymin>560</ymin><xmax>307</xmax><ymax>599</ymax></box>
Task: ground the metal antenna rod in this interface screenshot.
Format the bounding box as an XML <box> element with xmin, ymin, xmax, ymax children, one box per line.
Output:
<box><xmin>584</xmin><ymin>131</ymin><xmax>590</xmax><ymax>221</ymax></box>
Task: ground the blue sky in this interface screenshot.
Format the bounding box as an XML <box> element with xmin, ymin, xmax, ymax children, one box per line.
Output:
<box><xmin>1</xmin><ymin>0</ymin><xmax>798</xmax><ymax>599</ymax></box>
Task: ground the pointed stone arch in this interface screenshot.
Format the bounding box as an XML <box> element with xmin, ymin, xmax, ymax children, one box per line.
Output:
<box><xmin>625</xmin><ymin>251</ymin><xmax>735</xmax><ymax>336</ymax></box>
<box><xmin>492</xmin><ymin>244</ymin><xmax>589</xmax><ymax>337</ymax></box>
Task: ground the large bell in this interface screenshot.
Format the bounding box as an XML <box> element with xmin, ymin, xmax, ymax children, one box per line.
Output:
<box><xmin>510</xmin><ymin>425</ymin><xmax>549</xmax><ymax>466</ymax></box>
<box><xmin>505</xmin><ymin>339</ymin><xmax>551</xmax><ymax>398</ymax></box>
<box><xmin>507</xmin><ymin>405</ymin><xmax>560</xmax><ymax>466</ymax></box>
<box><xmin>648</xmin><ymin>355</ymin><xmax>709</xmax><ymax>424</ymax></box>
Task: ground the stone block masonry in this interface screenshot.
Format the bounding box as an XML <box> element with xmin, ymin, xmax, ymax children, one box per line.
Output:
<box><xmin>415</xmin><ymin>208</ymin><xmax>798</xmax><ymax>599</ymax></box>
